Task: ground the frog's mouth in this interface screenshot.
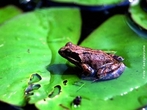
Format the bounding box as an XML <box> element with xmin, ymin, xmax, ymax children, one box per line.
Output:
<box><xmin>65</xmin><ymin>56</ymin><xmax>82</xmax><ymax>69</ymax></box>
<box><xmin>67</xmin><ymin>56</ymin><xmax>80</xmax><ymax>64</ymax></box>
<box><xmin>65</xmin><ymin>53</ymin><xmax>81</xmax><ymax>64</ymax></box>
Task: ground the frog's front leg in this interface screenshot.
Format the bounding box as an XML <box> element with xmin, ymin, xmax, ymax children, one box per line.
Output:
<box><xmin>80</xmin><ymin>64</ymin><xmax>95</xmax><ymax>77</ymax></box>
<box><xmin>80</xmin><ymin>64</ymin><xmax>98</xmax><ymax>81</ymax></box>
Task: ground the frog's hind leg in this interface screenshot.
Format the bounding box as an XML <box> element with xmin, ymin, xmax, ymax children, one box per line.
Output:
<box><xmin>94</xmin><ymin>63</ymin><xmax>125</xmax><ymax>82</ymax></box>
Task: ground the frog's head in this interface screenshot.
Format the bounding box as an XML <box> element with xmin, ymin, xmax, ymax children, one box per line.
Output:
<box><xmin>58</xmin><ymin>42</ymin><xmax>81</xmax><ymax>64</ymax></box>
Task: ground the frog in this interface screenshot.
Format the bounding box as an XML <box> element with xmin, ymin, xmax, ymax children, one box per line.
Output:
<box><xmin>58</xmin><ymin>42</ymin><xmax>125</xmax><ymax>82</ymax></box>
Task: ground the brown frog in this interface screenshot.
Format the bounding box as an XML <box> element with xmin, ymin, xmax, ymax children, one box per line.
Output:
<box><xmin>58</xmin><ymin>42</ymin><xmax>125</xmax><ymax>81</ymax></box>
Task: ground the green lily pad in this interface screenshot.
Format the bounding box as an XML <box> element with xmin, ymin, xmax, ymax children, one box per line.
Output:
<box><xmin>0</xmin><ymin>7</ymin><xmax>81</xmax><ymax>107</ymax></box>
<box><xmin>51</xmin><ymin>0</ymin><xmax>125</xmax><ymax>5</ymax></box>
<box><xmin>0</xmin><ymin>5</ymin><xmax>22</xmax><ymax>24</ymax></box>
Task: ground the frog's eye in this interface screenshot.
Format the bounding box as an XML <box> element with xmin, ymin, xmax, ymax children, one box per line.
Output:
<box><xmin>65</xmin><ymin>49</ymin><xmax>72</xmax><ymax>55</ymax></box>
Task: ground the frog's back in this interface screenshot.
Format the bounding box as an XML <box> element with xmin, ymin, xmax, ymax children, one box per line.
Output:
<box><xmin>81</xmin><ymin>49</ymin><xmax>114</xmax><ymax>62</ymax></box>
